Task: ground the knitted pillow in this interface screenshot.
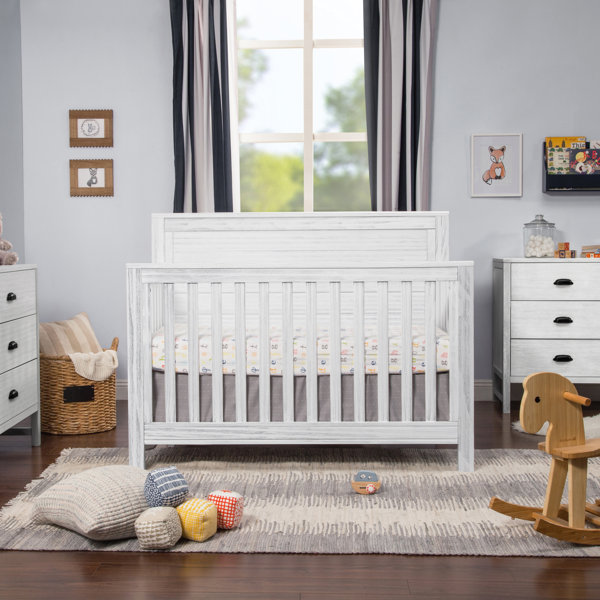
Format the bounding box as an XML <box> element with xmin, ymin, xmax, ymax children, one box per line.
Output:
<box><xmin>144</xmin><ymin>466</ymin><xmax>189</xmax><ymax>508</ymax></box>
<box><xmin>207</xmin><ymin>490</ymin><xmax>244</xmax><ymax>529</ymax></box>
<box><xmin>135</xmin><ymin>507</ymin><xmax>182</xmax><ymax>550</ymax></box>
<box><xmin>33</xmin><ymin>465</ymin><xmax>147</xmax><ymax>541</ymax></box>
<box><xmin>176</xmin><ymin>499</ymin><xmax>217</xmax><ymax>542</ymax></box>
<box><xmin>39</xmin><ymin>312</ymin><xmax>103</xmax><ymax>356</ymax></box>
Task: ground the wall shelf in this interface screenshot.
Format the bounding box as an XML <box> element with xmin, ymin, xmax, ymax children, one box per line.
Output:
<box><xmin>543</xmin><ymin>142</ymin><xmax>600</xmax><ymax>192</ymax></box>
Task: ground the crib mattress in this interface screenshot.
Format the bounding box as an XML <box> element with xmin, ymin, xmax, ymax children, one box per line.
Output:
<box><xmin>151</xmin><ymin>325</ymin><xmax>449</xmax><ymax>375</ymax></box>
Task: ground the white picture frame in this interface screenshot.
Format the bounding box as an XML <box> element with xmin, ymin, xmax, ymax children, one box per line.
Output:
<box><xmin>471</xmin><ymin>133</ymin><xmax>522</xmax><ymax>197</ymax></box>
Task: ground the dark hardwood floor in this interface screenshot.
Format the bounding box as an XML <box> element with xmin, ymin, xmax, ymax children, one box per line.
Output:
<box><xmin>2</xmin><ymin>401</ymin><xmax>600</xmax><ymax>600</ymax></box>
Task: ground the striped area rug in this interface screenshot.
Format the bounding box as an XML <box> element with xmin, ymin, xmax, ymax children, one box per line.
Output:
<box><xmin>1</xmin><ymin>446</ymin><xmax>600</xmax><ymax>556</ymax></box>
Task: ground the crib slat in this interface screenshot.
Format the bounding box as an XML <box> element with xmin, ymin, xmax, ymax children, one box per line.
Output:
<box><xmin>143</xmin><ymin>283</ymin><xmax>153</xmax><ymax>425</ymax></box>
<box><xmin>282</xmin><ymin>282</ymin><xmax>294</xmax><ymax>422</ymax></box>
<box><xmin>401</xmin><ymin>281</ymin><xmax>413</xmax><ymax>422</ymax></box>
<box><xmin>234</xmin><ymin>282</ymin><xmax>247</xmax><ymax>422</ymax></box>
<box><xmin>306</xmin><ymin>282</ymin><xmax>318</xmax><ymax>423</ymax></box>
<box><xmin>164</xmin><ymin>284</ymin><xmax>177</xmax><ymax>423</ymax></box>
<box><xmin>187</xmin><ymin>283</ymin><xmax>200</xmax><ymax>422</ymax></box>
<box><xmin>377</xmin><ymin>281</ymin><xmax>389</xmax><ymax>422</ymax></box>
<box><xmin>353</xmin><ymin>282</ymin><xmax>365</xmax><ymax>422</ymax></box>
<box><xmin>425</xmin><ymin>281</ymin><xmax>437</xmax><ymax>421</ymax></box>
<box><xmin>259</xmin><ymin>282</ymin><xmax>270</xmax><ymax>422</ymax></box>
<box><xmin>211</xmin><ymin>282</ymin><xmax>224</xmax><ymax>423</ymax></box>
<box><xmin>329</xmin><ymin>282</ymin><xmax>342</xmax><ymax>423</ymax></box>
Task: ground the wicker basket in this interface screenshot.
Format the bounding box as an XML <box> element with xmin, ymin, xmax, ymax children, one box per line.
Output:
<box><xmin>40</xmin><ymin>338</ymin><xmax>118</xmax><ymax>435</ymax></box>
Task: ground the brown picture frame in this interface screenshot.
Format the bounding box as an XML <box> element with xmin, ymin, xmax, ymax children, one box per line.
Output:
<box><xmin>69</xmin><ymin>109</ymin><xmax>113</xmax><ymax>147</ymax></box>
<box><xmin>70</xmin><ymin>159</ymin><xmax>114</xmax><ymax>197</ymax></box>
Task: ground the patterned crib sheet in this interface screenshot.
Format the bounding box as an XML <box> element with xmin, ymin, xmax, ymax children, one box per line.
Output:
<box><xmin>152</xmin><ymin>325</ymin><xmax>449</xmax><ymax>376</ymax></box>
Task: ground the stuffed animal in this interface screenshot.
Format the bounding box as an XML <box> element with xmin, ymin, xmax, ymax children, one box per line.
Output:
<box><xmin>0</xmin><ymin>213</ymin><xmax>18</xmax><ymax>265</ymax></box>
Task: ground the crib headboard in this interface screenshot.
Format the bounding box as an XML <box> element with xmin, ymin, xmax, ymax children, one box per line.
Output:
<box><xmin>152</xmin><ymin>212</ymin><xmax>449</xmax><ymax>266</ymax></box>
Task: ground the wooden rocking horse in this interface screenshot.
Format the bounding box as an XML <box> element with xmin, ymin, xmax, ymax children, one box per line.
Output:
<box><xmin>490</xmin><ymin>372</ymin><xmax>600</xmax><ymax>545</ymax></box>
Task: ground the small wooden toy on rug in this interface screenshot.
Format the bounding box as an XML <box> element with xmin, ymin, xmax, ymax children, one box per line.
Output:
<box><xmin>490</xmin><ymin>372</ymin><xmax>600</xmax><ymax>545</ymax></box>
<box><xmin>351</xmin><ymin>470</ymin><xmax>381</xmax><ymax>495</ymax></box>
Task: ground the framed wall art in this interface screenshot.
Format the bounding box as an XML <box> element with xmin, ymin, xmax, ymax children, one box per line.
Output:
<box><xmin>69</xmin><ymin>109</ymin><xmax>113</xmax><ymax>147</ymax></box>
<box><xmin>471</xmin><ymin>133</ymin><xmax>522</xmax><ymax>197</ymax></box>
<box><xmin>70</xmin><ymin>159</ymin><xmax>114</xmax><ymax>196</ymax></box>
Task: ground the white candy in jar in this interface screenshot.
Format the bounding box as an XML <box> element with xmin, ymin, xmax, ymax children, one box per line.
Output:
<box><xmin>525</xmin><ymin>234</ymin><xmax>554</xmax><ymax>257</ymax></box>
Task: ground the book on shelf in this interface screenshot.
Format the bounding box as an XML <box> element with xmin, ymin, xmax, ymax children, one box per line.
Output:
<box><xmin>545</xmin><ymin>136</ymin><xmax>586</xmax><ymax>149</ymax></box>
<box><xmin>569</xmin><ymin>148</ymin><xmax>600</xmax><ymax>174</ymax></box>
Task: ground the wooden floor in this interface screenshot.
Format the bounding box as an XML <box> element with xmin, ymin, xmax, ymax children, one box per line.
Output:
<box><xmin>2</xmin><ymin>401</ymin><xmax>600</xmax><ymax>600</ymax></box>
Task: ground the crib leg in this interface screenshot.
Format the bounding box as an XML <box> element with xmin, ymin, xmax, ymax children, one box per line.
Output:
<box><xmin>458</xmin><ymin>402</ymin><xmax>474</xmax><ymax>472</ymax></box>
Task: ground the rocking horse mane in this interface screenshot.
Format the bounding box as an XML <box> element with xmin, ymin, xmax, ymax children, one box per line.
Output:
<box><xmin>521</xmin><ymin>371</ymin><xmax>586</xmax><ymax>455</ymax></box>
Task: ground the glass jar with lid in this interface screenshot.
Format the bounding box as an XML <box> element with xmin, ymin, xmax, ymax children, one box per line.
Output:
<box><xmin>523</xmin><ymin>214</ymin><xmax>556</xmax><ymax>257</ymax></box>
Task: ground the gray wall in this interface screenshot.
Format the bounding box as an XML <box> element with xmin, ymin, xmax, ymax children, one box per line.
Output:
<box><xmin>0</xmin><ymin>0</ymin><xmax>25</xmax><ymax>260</ymax></box>
<box><xmin>14</xmin><ymin>0</ymin><xmax>600</xmax><ymax>382</ymax></box>
<box><xmin>431</xmin><ymin>0</ymin><xmax>600</xmax><ymax>379</ymax></box>
<box><xmin>20</xmin><ymin>0</ymin><xmax>174</xmax><ymax>377</ymax></box>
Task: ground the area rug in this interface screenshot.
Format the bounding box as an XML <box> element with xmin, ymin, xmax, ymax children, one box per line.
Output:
<box><xmin>512</xmin><ymin>413</ymin><xmax>600</xmax><ymax>437</ymax></box>
<box><xmin>1</xmin><ymin>446</ymin><xmax>600</xmax><ymax>556</ymax></box>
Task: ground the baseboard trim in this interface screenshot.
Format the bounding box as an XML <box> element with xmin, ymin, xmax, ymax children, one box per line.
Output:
<box><xmin>117</xmin><ymin>379</ymin><xmax>128</xmax><ymax>402</ymax></box>
<box><xmin>117</xmin><ymin>379</ymin><xmax>495</xmax><ymax>402</ymax></box>
<box><xmin>475</xmin><ymin>379</ymin><xmax>493</xmax><ymax>402</ymax></box>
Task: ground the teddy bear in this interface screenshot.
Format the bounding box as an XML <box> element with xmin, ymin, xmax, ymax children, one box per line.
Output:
<box><xmin>0</xmin><ymin>213</ymin><xmax>19</xmax><ymax>265</ymax></box>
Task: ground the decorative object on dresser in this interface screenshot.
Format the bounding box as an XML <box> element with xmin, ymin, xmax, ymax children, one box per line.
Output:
<box><xmin>69</xmin><ymin>109</ymin><xmax>113</xmax><ymax>147</ymax></box>
<box><xmin>69</xmin><ymin>159</ymin><xmax>114</xmax><ymax>197</ymax></box>
<box><xmin>0</xmin><ymin>213</ymin><xmax>19</xmax><ymax>266</ymax></box>
<box><xmin>128</xmin><ymin>212</ymin><xmax>474</xmax><ymax>472</ymax></box>
<box><xmin>471</xmin><ymin>133</ymin><xmax>522</xmax><ymax>197</ymax></box>
<box><xmin>0</xmin><ymin>265</ymin><xmax>40</xmax><ymax>444</ymax></box>
<box><xmin>39</xmin><ymin>312</ymin><xmax>117</xmax><ymax>434</ymax></box>
<box><xmin>493</xmin><ymin>257</ymin><xmax>600</xmax><ymax>413</ymax></box>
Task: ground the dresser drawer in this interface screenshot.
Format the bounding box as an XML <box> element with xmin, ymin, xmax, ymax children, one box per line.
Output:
<box><xmin>0</xmin><ymin>360</ymin><xmax>38</xmax><ymax>425</ymax></box>
<box><xmin>511</xmin><ymin>301</ymin><xmax>600</xmax><ymax>339</ymax></box>
<box><xmin>511</xmin><ymin>339</ymin><xmax>600</xmax><ymax>377</ymax></box>
<box><xmin>0</xmin><ymin>269</ymin><xmax>36</xmax><ymax>322</ymax></box>
<box><xmin>511</xmin><ymin>263</ymin><xmax>600</xmax><ymax>300</ymax></box>
<box><xmin>0</xmin><ymin>315</ymin><xmax>38</xmax><ymax>375</ymax></box>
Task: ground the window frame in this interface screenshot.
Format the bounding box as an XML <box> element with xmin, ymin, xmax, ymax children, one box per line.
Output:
<box><xmin>231</xmin><ymin>0</ymin><xmax>367</xmax><ymax>212</ymax></box>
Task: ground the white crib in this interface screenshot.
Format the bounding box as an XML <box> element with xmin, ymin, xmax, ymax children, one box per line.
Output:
<box><xmin>127</xmin><ymin>212</ymin><xmax>474</xmax><ymax>470</ymax></box>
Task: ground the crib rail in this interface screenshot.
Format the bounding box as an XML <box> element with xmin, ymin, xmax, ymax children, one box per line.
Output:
<box><xmin>127</xmin><ymin>262</ymin><xmax>473</xmax><ymax>470</ymax></box>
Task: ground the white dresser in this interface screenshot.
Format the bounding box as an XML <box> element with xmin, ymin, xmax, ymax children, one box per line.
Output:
<box><xmin>0</xmin><ymin>265</ymin><xmax>40</xmax><ymax>444</ymax></box>
<box><xmin>493</xmin><ymin>258</ymin><xmax>600</xmax><ymax>413</ymax></box>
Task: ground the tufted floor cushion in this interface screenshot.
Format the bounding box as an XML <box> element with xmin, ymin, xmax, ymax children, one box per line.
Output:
<box><xmin>33</xmin><ymin>465</ymin><xmax>147</xmax><ymax>541</ymax></box>
<box><xmin>176</xmin><ymin>498</ymin><xmax>217</xmax><ymax>542</ymax></box>
<box><xmin>135</xmin><ymin>506</ymin><xmax>182</xmax><ymax>549</ymax></box>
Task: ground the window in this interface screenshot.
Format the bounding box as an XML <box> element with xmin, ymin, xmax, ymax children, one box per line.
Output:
<box><xmin>233</xmin><ymin>0</ymin><xmax>369</xmax><ymax>212</ymax></box>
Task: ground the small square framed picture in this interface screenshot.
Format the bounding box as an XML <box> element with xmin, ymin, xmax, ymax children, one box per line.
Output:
<box><xmin>69</xmin><ymin>109</ymin><xmax>113</xmax><ymax>147</ymax></box>
<box><xmin>471</xmin><ymin>133</ymin><xmax>522</xmax><ymax>197</ymax></box>
<box><xmin>70</xmin><ymin>159</ymin><xmax>114</xmax><ymax>196</ymax></box>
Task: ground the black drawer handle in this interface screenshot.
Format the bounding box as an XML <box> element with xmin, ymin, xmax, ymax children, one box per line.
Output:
<box><xmin>6</xmin><ymin>292</ymin><xmax>17</xmax><ymax>302</ymax></box>
<box><xmin>8</xmin><ymin>389</ymin><xmax>18</xmax><ymax>400</ymax></box>
<box><xmin>553</xmin><ymin>354</ymin><xmax>573</xmax><ymax>362</ymax></box>
<box><xmin>7</xmin><ymin>341</ymin><xmax>18</xmax><ymax>351</ymax></box>
<box><xmin>553</xmin><ymin>316</ymin><xmax>573</xmax><ymax>324</ymax></box>
<box><xmin>553</xmin><ymin>278</ymin><xmax>573</xmax><ymax>286</ymax></box>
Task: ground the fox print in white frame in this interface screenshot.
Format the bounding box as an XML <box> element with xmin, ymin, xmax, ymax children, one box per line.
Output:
<box><xmin>471</xmin><ymin>133</ymin><xmax>522</xmax><ymax>197</ymax></box>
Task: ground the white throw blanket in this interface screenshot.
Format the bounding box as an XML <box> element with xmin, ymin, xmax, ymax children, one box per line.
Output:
<box><xmin>68</xmin><ymin>350</ymin><xmax>118</xmax><ymax>381</ymax></box>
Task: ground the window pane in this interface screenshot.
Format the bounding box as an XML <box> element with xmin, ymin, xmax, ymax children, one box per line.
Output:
<box><xmin>314</xmin><ymin>142</ymin><xmax>370</xmax><ymax>211</ymax></box>
<box><xmin>240</xmin><ymin>143</ymin><xmax>304</xmax><ymax>212</ymax></box>
<box><xmin>314</xmin><ymin>0</ymin><xmax>363</xmax><ymax>39</ymax></box>
<box><xmin>238</xmin><ymin>49</ymin><xmax>303</xmax><ymax>133</ymax></box>
<box><xmin>314</xmin><ymin>48</ymin><xmax>366</xmax><ymax>133</ymax></box>
<box><xmin>237</xmin><ymin>0</ymin><xmax>303</xmax><ymax>40</ymax></box>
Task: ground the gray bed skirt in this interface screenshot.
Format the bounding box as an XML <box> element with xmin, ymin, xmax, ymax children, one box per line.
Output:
<box><xmin>152</xmin><ymin>372</ymin><xmax>450</xmax><ymax>423</ymax></box>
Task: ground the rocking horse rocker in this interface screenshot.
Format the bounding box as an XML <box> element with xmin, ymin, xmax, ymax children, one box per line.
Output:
<box><xmin>490</xmin><ymin>372</ymin><xmax>600</xmax><ymax>545</ymax></box>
